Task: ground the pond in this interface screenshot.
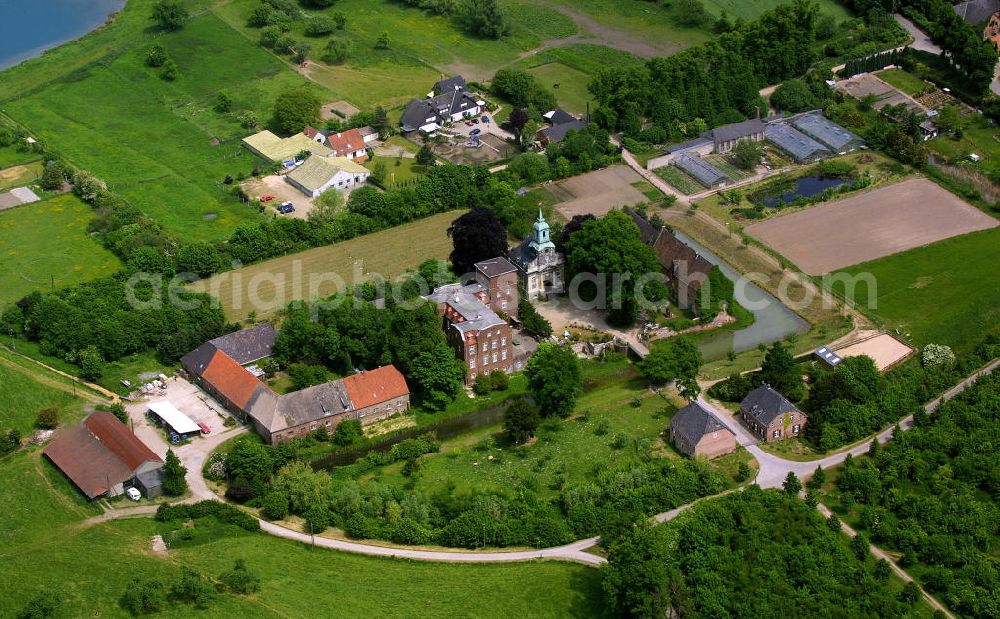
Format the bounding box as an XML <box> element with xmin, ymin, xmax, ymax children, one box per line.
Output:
<box><xmin>758</xmin><ymin>175</ymin><xmax>852</xmax><ymax>208</ymax></box>
<box><xmin>673</xmin><ymin>231</ymin><xmax>809</xmax><ymax>361</ymax></box>
<box><xmin>311</xmin><ymin>397</ymin><xmax>520</xmax><ymax>470</ymax></box>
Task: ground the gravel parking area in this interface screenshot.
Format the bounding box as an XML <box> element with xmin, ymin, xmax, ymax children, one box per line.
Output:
<box><xmin>745</xmin><ymin>178</ymin><xmax>998</xmax><ymax>274</ymax></box>
<box><xmin>126</xmin><ymin>376</ymin><xmax>234</xmax><ymax>456</ymax></box>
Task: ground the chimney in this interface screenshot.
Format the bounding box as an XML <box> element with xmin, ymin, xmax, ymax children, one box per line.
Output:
<box><xmin>755</xmin><ymin>106</ymin><xmax>760</xmax><ymax>120</ymax></box>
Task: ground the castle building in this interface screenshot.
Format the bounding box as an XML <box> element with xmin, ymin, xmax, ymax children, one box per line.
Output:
<box><xmin>509</xmin><ymin>210</ymin><xmax>565</xmax><ymax>301</ymax></box>
<box><xmin>425</xmin><ymin>257</ymin><xmax>519</xmax><ymax>385</ymax></box>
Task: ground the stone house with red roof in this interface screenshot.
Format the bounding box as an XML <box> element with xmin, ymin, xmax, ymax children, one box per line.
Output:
<box><xmin>44</xmin><ymin>412</ymin><xmax>164</xmax><ymax>499</ymax></box>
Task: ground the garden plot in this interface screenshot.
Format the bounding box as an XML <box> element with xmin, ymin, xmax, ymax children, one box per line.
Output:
<box><xmin>550</xmin><ymin>165</ymin><xmax>649</xmax><ymax>218</ymax></box>
<box><xmin>745</xmin><ymin>178</ymin><xmax>998</xmax><ymax>275</ymax></box>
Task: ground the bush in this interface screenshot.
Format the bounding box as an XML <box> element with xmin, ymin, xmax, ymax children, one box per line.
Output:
<box><xmin>333</xmin><ymin>419</ymin><xmax>363</xmax><ymax>446</ymax></box>
<box><xmin>155</xmin><ymin>501</ymin><xmax>260</xmax><ymax>531</ymax></box>
<box><xmin>121</xmin><ymin>578</ymin><xmax>166</xmax><ymax>615</ymax></box>
<box><xmin>304</xmin><ymin>16</ymin><xmax>336</xmax><ymax>36</ymax></box>
<box><xmin>35</xmin><ymin>407</ymin><xmax>59</xmax><ymax>430</ymax></box>
<box><xmin>39</xmin><ymin>161</ymin><xmax>66</xmax><ymax>191</ymax></box>
<box><xmin>218</xmin><ymin>559</ymin><xmax>261</xmax><ymax>595</ymax></box>
<box><xmin>261</xmin><ymin>491</ymin><xmax>289</xmax><ymax>520</ymax></box>
<box><xmin>145</xmin><ymin>44</ymin><xmax>168</xmax><ymax>67</ymax></box>
<box><xmin>921</xmin><ymin>343</ymin><xmax>955</xmax><ymax>368</ymax></box>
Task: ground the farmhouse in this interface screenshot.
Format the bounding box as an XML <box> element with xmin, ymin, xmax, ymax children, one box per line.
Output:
<box><xmin>209</xmin><ymin>323</ymin><xmax>276</xmax><ymax>365</ymax></box>
<box><xmin>739</xmin><ymin>385</ymin><xmax>807</xmax><ymax>442</ymax></box>
<box><xmin>400</xmin><ymin>75</ymin><xmax>483</xmax><ymax>133</ymax></box>
<box><xmin>669</xmin><ymin>402</ymin><xmax>737</xmax><ymax>459</ymax></box>
<box><xmin>44</xmin><ymin>412</ymin><xmax>164</xmax><ymax>499</ymax></box>
<box><xmin>651</xmin><ymin>227</ymin><xmax>713</xmax><ymax>312</ymax></box>
<box><xmin>647</xmin><ymin>116</ymin><xmax>773</xmax><ymax>172</ymax></box>
<box><xmin>302</xmin><ymin>126</ymin><xmax>369</xmax><ymax>161</ymax></box>
<box><xmin>242</xmin><ymin>130</ymin><xmax>332</xmax><ymax>162</ymax></box>
<box><xmin>247</xmin><ymin>365</ymin><xmax>410</xmax><ymax>443</ymax></box>
<box><xmin>285</xmin><ymin>156</ymin><xmax>370</xmax><ymax>197</ymax></box>
<box><xmin>508</xmin><ymin>210</ymin><xmax>565</xmax><ymax>300</ymax></box>
<box><xmin>704</xmin><ymin>117</ymin><xmax>767</xmax><ymax>154</ymax></box>
<box><xmin>539</xmin><ymin>108</ymin><xmax>588</xmax><ymax>146</ymax></box>
<box><xmin>425</xmin><ymin>257</ymin><xmax>519</xmax><ymax>385</ymax></box>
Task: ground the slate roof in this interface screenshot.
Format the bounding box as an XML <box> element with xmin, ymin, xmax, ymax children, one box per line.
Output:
<box><xmin>400</xmin><ymin>88</ymin><xmax>480</xmax><ymax>132</ymax></box>
<box><xmin>209</xmin><ymin>323</ymin><xmax>276</xmax><ymax>366</ymax></box>
<box><xmin>671</xmin><ymin>402</ymin><xmax>731</xmax><ymax>447</ymax></box>
<box><xmin>624</xmin><ymin>208</ymin><xmax>660</xmax><ymax>246</ymax></box>
<box><xmin>545</xmin><ymin>108</ymin><xmax>577</xmax><ymax>126</ymax></box>
<box><xmin>954</xmin><ymin>0</ymin><xmax>999</xmax><ymax>24</ymax></box>
<box><xmin>541</xmin><ymin>119</ymin><xmax>587</xmax><ymax>144</ymax></box>
<box><xmin>343</xmin><ymin>365</ymin><xmax>409</xmax><ymax>409</ymax></box>
<box><xmin>814</xmin><ymin>346</ymin><xmax>843</xmax><ymax>368</ymax></box>
<box><xmin>44</xmin><ymin>412</ymin><xmax>162</xmax><ymax>499</ymax></box>
<box><xmin>181</xmin><ymin>342</ymin><xmax>219</xmax><ymax>377</ymax></box>
<box><xmin>475</xmin><ymin>257</ymin><xmax>517</xmax><ymax>279</ymax></box>
<box><xmin>740</xmin><ymin>385</ymin><xmax>801</xmax><ymax>425</ymax></box>
<box><xmin>435</xmin><ymin>75</ymin><xmax>468</xmax><ymax>94</ymax></box>
<box><xmin>705</xmin><ymin>118</ymin><xmax>765</xmax><ymax>143</ymax></box>
<box><xmin>425</xmin><ymin>283</ymin><xmax>506</xmax><ymax>334</ymax></box>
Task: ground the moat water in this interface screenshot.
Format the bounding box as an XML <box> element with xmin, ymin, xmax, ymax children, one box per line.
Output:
<box><xmin>0</xmin><ymin>0</ymin><xmax>125</xmax><ymax>71</ymax></box>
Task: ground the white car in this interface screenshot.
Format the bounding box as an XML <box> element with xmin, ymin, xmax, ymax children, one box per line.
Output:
<box><xmin>126</xmin><ymin>487</ymin><xmax>141</xmax><ymax>501</ymax></box>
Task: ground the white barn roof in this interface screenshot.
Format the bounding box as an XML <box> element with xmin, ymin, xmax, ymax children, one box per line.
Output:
<box><xmin>148</xmin><ymin>401</ymin><xmax>200</xmax><ymax>434</ymax></box>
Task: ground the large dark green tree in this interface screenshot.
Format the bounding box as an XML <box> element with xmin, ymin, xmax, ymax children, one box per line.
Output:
<box><xmin>447</xmin><ymin>207</ymin><xmax>508</xmax><ymax>275</ymax></box>
<box><xmin>638</xmin><ymin>337</ymin><xmax>702</xmax><ymax>386</ymax></box>
<box><xmin>151</xmin><ymin>0</ymin><xmax>188</xmax><ymax>31</ymax></box>
<box><xmin>564</xmin><ymin>210</ymin><xmax>666</xmax><ymax>326</ymax></box>
<box><xmin>272</xmin><ymin>87</ymin><xmax>321</xmax><ymax>135</ymax></box>
<box><xmin>525</xmin><ymin>343</ymin><xmax>581</xmax><ymax>418</ymax></box>
<box><xmin>503</xmin><ymin>399</ymin><xmax>541</xmax><ymax>444</ymax></box>
<box><xmin>162</xmin><ymin>449</ymin><xmax>188</xmax><ymax>496</ymax></box>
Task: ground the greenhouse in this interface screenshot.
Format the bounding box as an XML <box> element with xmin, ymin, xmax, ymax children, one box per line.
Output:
<box><xmin>791</xmin><ymin>112</ymin><xmax>863</xmax><ymax>153</ymax></box>
<box><xmin>765</xmin><ymin>123</ymin><xmax>831</xmax><ymax>163</ymax></box>
<box><xmin>674</xmin><ymin>153</ymin><xmax>729</xmax><ymax>188</ymax></box>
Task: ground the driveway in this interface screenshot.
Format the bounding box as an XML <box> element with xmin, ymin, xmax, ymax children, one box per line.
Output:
<box><xmin>893</xmin><ymin>14</ymin><xmax>942</xmax><ymax>54</ymax></box>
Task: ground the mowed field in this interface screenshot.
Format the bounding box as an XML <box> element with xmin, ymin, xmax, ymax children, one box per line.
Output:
<box><xmin>0</xmin><ymin>448</ymin><xmax>605</xmax><ymax>618</ymax></box>
<box><xmin>827</xmin><ymin>226</ymin><xmax>1000</xmax><ymax>353</ymax></box>
<box><xmin>0</xmin><ymin>195</ymin><xmax>121</xmax><ymax>304</ymax></box>
<box><xmin>191</xmin><ymin>211</ymin><xmax>461</xmax><ymax>320</ymax></box>
<box><xmin>745</xmin><ymin>178</ymin><xmax>998</xmax><ymax>275</ymax></box>
<box><xmin>0</xmin><ymin>2</ymin><xmax>317</xmax><ymax>241</ymax></box>
<box><xmin>0</xmin><ymin>353</ymin><xmax>92</xmax><ymax>435</ymax></box>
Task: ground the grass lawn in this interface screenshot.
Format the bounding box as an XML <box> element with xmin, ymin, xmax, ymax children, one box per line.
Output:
<box><xmin>0</xmin><ymin>449</ymin><xmax>606</xmax><ymax>618</ymax></box>
<box><xmin>347</xmin><ymin>356</ymin><xmax>751</xmax><ymax>501</ymax></box>
<box><xmin>190</xmin><ymin>210</ymin><xmax>462</xmax><ymax>321</ymax></box>
<box><xmin>826</xmin><ymin>226</ymin><xmax>1000</xmax><ymax>352</ymax></box>
<box><xmin>0</xmin><ymin>160</ymin><xmax>43</xmax><ymax>191</ymax></box>
<box><xmin>0</xmin><ymin>2</ymin><xmax>317</xmax><ymax>241</ymax></box>
<box><xmin>703</xmin><ymin>0</ymin><xmax>851</xmax><ymax>20</ymax></box>
<box><xmin>654</xmin><ymin>164</ymin><xmax>702</xmax><ymax>194</ymax></box>
<box><xmin>0</xmin><ymin>355</ymin><xmax>91</xmax><ymax>435</ymax></box>
<box><xmin>631</xmin><ymin>180</ymin><xmax>663</xmax><ymax>201</ymax></box>
<box><xmin>0</xmin><ymin>194</ymin><xmax>121</xmax><ymax>305</ymax></box>
<box><xmin>927</xmin><ymin>113</ymin><xmax>1000</xmax><ymax>179</ymax></box>
<box><xmin>876</xmin><ymin>68</ymin><xmax>930</xmax><ymax>96</ymax></box>
<box><xmin>0</xmin><ymin>145</ymin><xmax>41</xmax><ymax>169</ymax></box>
<box><xmin>365</xmin><ymin>155</ymin><xmax>427</xmax><ymax>186</ymax></box>
<box><xmin>527</xmin><ymin>63</ymin><xmax>593</xmax><ymax>114</ymax></box>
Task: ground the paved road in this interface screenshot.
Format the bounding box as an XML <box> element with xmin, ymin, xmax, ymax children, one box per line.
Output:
<box><xmin>893</xmin><ymin>14</ymin><xmax>942</xmax><ymax>55</ymax></box>
<box><xmin>92</xmin><ymin>361</ymin><xmax>998</xmax><ymax>574</ymax></box>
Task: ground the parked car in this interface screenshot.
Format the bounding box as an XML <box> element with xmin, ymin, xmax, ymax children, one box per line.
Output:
<box><xmin>470</xmin><ymin>128</ymin><xmax>481</xmax><ymax>136</ymax></box>
<box><xmin>278</xmin><ymin>202</ymin><xmax>295</xmax><ymax>214</ymax></box>
<box><xmin>482</xmin><ymin>116</ymin><xmax>489</xmax><ymax>123</ymax></box>
<box><xmin>465</xmin><ymin>120</ymin><xmax>474</xmax><ymax>126</ymax></box>
<box><xmin>169</xmin><ymin>431</ymin><xmax>181</xmax><ymax>445</ymax></box>
<box><xmin>471</xmin><ymin>118</ymin><xmax>480</xmax><ymax>124</ymax></box>
<box><xmin>197</xmin><ymin>422</ymin><xmax>211</xmax><ymax>435</ymax></box>
<box><xmin>260</xmin><ymin>195</ymin><xmax>275</xmax><ymax>202</ymax></box>
<box><xmin>126</xmin><ymin>487</ymin><xmax>141</xmax><ymax>501</ymax></box>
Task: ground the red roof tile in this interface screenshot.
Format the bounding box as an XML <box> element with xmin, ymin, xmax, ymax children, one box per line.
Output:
<box><xmin>326</xmin><ymin>128</ymin><xmax>366</xmax><ymax>156</ymax></box>
<box><xmin>201</xmin><ymin>349</ymin><xmax>272</xmax><ymax>410</ymax></box>
<box><xmin>343</xmin><ymin>365</ymin><xmax>409</xmax><ymax>410</ymax></box>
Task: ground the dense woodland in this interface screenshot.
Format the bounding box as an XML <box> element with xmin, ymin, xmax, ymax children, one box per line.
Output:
<box><xmin>603</xmin><ymin>488</ymin><xmax>928</xmax><ymax>618</ymax></box>
<box><xmin>833</xmin><ymin>372</ymin><xmax>1000</xmax><ymax>618</ymax></box>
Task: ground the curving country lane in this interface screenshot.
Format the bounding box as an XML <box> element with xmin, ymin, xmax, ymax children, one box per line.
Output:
<box><xmin>91</xmin><ymin>359</ymin><xmax>999</xmax><ymax>568</ymax></box>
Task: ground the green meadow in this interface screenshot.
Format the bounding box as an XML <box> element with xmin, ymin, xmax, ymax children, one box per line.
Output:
<box><xmin>0</xmin><ymin>356</ymin><xmax>89</xmax><ymax>435</ymax></box>
<box><xmin>827</xmin><ymin>226</ymin><xmax>1000</xmax><ymax>352</ymax></box>
<box><xmin>703</xmin><ymin>0</ymin><xmax>851</xmax><ymax>20</ymax></box>
<box><xmin>0</xmin><ymin>194</ymin><xmax>121</xmax><ymax>304</ymax></box>
<box><xmin>0</xmin><ymin>445</ymin><xmax>606</xmax><ymax>617</ymax></box>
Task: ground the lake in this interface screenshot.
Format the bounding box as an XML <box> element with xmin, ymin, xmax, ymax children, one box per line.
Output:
<box><xmin>673</xmin><ymin>231</ymin><xmax>809</xmax><ymax>361</ymax></box>
<box><xmin>759</xmin><ymin>175</ymin><xmax>852</xmax><ymax>208</ymax></box>
<box><xmin>0</xmin><ymin>0</ymin><xmax>125</xmax><ymax>71</ymax></box>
